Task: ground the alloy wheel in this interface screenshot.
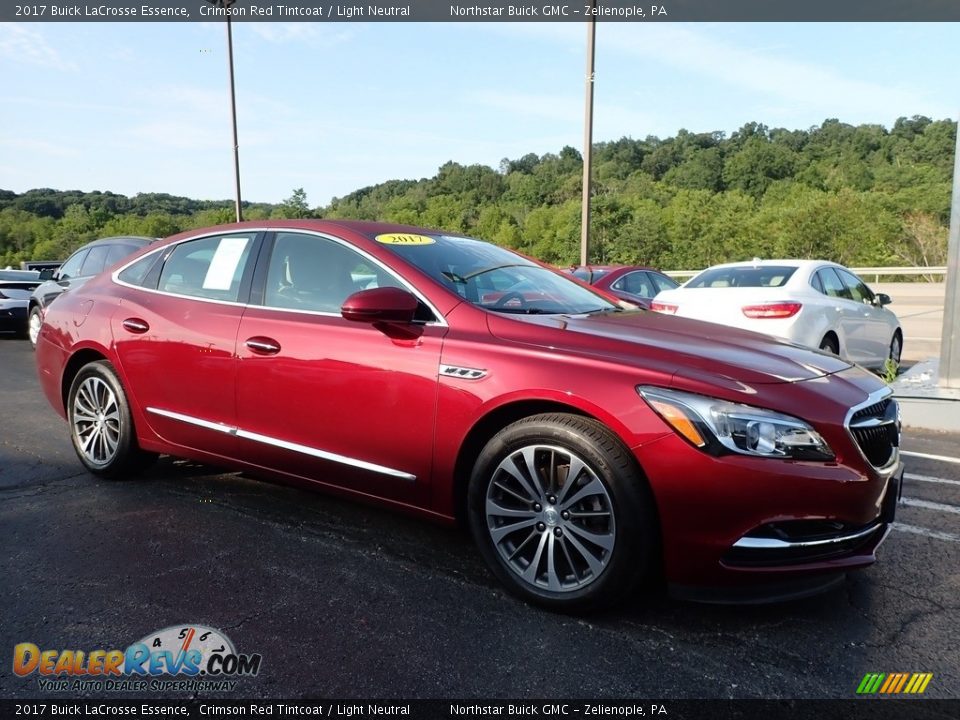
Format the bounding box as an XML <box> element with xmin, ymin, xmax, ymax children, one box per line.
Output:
<box><xmin>484</xmin><ymin>444</ymin><xmax>616</xmax><ymax>593</ymax></box>
<box><xmin>72</xmin><ymin>376</ymin><xmax>122</xmax><ymax>466</ymax></box>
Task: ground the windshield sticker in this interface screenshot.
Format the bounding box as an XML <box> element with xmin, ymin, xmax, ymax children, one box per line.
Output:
<box><xmin>375</xmin><ymin>233</ymin><xmax>435</xmax><ymax>246</ymax></box>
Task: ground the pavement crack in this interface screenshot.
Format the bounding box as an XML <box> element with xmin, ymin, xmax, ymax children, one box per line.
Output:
<box><xmin>220</xmin><ymin>611</ymin><xmax>266</xmax><ymax>632</ymax></box>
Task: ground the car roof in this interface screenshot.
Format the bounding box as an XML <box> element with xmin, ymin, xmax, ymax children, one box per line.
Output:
<box><xmin>82</xmin><ymin>235</ymin><xmax>157</xmax><ymax>248</ymax></box>
<box><xmin>161</xmin><ymin>219</ymin><xmax>452</xmax><ymax>245</ymax></box>
<box><xmin>701</xmin><ymin>259</ymin><xmax>834</xmax><ymax>272</ymax></box>
<box><xmin>570</xmin><ymin>264</ymin><xmax>658</xmax><ymax>272</ymax></box>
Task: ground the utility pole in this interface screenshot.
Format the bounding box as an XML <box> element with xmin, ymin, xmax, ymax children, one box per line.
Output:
<box><xmin>206</xmin><ymin>0</ymin><xmax>243</xmax><ymax>222</ymax></box>
<box><xmin>580</xmin><ymin>2</ymin><xmax>597</xmax><ymax>267</ymax></box>
<box><xmin>939</xmin><ymin>116</ymin><xmax>960</xmax><ymax>387</ymax></box>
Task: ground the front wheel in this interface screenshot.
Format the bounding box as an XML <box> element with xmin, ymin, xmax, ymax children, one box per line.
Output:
<box><xmin>888</xmin><ymin>331</ymin><xmax>903</xmax><ymax>369</ymax></box>
<box><xmin>467</xmin><ymin>413</ymin><xmax>656</xmax><ymax>612</ymax></box>
<box><xmin>28</xmin><ymin>306</ymin><xmax>43</xmax><ymax>348</ymax></box>
<box><xmin>67</xmin><ymin>360</ymin><xmax>156</xmax><ymax>479</ymax></box>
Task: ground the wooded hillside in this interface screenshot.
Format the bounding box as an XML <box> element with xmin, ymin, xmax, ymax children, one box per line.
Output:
<box><xmin>2</xmin><ymin>116</ymin><xmax>953</xmax><ymax>270</ymax></box>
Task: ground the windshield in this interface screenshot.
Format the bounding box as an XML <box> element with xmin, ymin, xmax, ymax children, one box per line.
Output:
<box><xmin>687</xmin><ymin>265</ymin><xmax>798</xmax><ymax>289</ymax></box>
<box><xmin>381</xmin><ymin>234</ymin><xmax>617</xmax><ymax>315</ymax></box>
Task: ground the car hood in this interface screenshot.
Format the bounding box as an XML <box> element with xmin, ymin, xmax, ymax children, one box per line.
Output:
<box><xmin>487</xmin><ymin>310</ymin><xmax>853</xmax><ymax>386</ymax></box>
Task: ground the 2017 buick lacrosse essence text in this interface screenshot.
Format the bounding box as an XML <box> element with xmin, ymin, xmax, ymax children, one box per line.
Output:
<box><xmin>36</xmin><ymin>220</ymin><xmax>902</xmax><ymax>611</ymax></box>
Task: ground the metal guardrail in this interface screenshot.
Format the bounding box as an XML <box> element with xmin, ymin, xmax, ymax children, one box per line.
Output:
<box><xmin>664</xmin><ymin>266</ymin><xmax>948</xmax><ymax>282</ymax></box>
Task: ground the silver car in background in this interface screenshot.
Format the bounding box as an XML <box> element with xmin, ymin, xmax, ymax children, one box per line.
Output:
<box><xmin>28</xmin><ymin>236</ymin><xmax>155</xmax><ymax>347</ymax></box>
<box><xmin>651</xmin><ymin>259</ymin><xmax>903</xmax><ymax>371</ymax></box>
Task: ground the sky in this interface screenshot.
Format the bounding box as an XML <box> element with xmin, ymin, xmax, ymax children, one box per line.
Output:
<box><xmin>1</xmin><ymin>21</ymin><xmax>958</xmax><ymax>206</ymax></box>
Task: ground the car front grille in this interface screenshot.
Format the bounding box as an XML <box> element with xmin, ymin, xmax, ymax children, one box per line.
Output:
<box><xmin>847</xmin><ymin>393</ymin><xmax>899</xmax><ymax>470</ymax></box>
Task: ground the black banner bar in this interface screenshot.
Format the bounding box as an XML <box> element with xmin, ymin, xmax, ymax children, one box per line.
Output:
<box><xmin>5</xmin><ymin>0</ymin><xmax>960</xmax><ymax>23</ymax></box>
<box><xmin>1</xmin><ymin>700</ymin><xmax>959</xmax><ymax>720</ymax></box>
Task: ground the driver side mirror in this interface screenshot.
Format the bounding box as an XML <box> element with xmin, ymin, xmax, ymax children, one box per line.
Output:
<box><xmin>874</xmin><ymin>293</ymin><xmax>893</xmax><ymax>307</ymax></box>
<box><xmin>39</xmin><ymin>268</ymin><xmax>55</xmax><ymax>281</ymax></box>
<box><xmin>341</xmin><ymin>286</ymin><xmax>419</xmax><ymax>324</ymax></box>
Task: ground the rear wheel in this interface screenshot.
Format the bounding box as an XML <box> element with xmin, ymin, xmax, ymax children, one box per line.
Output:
<box><xmin>819</xmin><ymin>334</ymin><xmax>839</xmax><ymax>355</ymax></box>
<box><xmin>467</xmin><ymin>413</ymin><xmax>656</xmax><ymax>612</ymax></box>
<box><xmin>67</xmin><ymin>361</ymin><xmax>156</xmax><ymax>479</ymax></box>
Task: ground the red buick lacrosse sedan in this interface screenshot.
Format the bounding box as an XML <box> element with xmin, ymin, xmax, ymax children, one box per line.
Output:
<box><xmin>36</xmin><ymin>220</ymin><xmax>902</xmax><ymax>610</ymax></box>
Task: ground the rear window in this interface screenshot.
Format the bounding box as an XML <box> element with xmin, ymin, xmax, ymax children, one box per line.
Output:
<box><xmin>687</xmin><ymin>266</ymin><xmax>798</xmax><ymax>289</ymax></box>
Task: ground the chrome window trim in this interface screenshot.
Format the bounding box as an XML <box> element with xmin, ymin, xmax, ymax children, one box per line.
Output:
<box><xmin>844</xmin><ymin>386</ymin><xmax>900</xmax><ymax>474</ymax></box>
<box><xmin>111</xmin><ymin>227</ymin><xmax>448</xmax><ymax>327</ymax></box>
<box><xmin>111</xmin><ymin>231</ymin><xmax>258</xmax><ymax>309</ymax></box>
<box><xmin>732</xmin><ymin>522</ymin><xmax>883</xmax><ymax>550</ymax></box>
<box><xmin>146</xmin><ymin>407</ymin><xmax>416</xmax><ymax>482</ymax></box>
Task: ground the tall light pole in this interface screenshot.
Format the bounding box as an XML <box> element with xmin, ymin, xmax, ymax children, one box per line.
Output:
<box><xmin>580</xmin><ymin>2</ymin><xmax>597</xmax><ymax>267</ymax></box>
<box><xmin>206</xmin><ymin>0</ymin><xmax>243</xmax><ymax>222</ymax></box>
<box><xmin>939</xmin><ymin>116</ymin><xmax>960</xmax><ymax>387</ymax></box>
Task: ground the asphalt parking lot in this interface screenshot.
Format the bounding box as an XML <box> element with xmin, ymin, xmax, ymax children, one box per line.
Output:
<box><xmin>0</xmin><ymin>335</ymin><xmax>958</xmax><ymax>701</ymax></box>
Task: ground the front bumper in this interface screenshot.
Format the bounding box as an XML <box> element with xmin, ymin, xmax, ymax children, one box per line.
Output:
<box><xmin>723</xmin><ymin>467</ymin><xmax>899</xmax><ymax>569</ymax></box>
<box><xmin>634</xmin><ymin>430</ymin><xmax>901</xmax><ymax>597</ymax></box>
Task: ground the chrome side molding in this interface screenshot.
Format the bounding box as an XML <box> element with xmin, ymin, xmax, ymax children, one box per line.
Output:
<box><xmin>145</xmin><ymin>407</ymin><xmax>416</xmax><ymax>482</ymax></box>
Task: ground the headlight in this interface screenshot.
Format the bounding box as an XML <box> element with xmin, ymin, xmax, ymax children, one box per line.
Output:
<box><xmin>637</xmin><ymin>386</ymin><xmax>834</xmax><ymax>461</ymax></box>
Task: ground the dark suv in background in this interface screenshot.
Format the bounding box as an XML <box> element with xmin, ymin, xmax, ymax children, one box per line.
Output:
<box><xmin>28</xmin><ymin>236</ymin><xmax>155</xmax><ymax>347</ymax></box>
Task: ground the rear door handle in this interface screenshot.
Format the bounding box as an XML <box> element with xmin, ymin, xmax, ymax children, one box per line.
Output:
<box><xmin>121</xmin><ymin>318</ymin><xmax>149</xmax><ymax>334</ymax></box>
<box><xmin>245</xmin><ymin>337</ymin><xmax>281</xmax><ymax>355</ymax></box>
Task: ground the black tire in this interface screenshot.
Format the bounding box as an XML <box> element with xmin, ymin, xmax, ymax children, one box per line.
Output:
<box><xmin>467</xmin><ymin>413</ymin><xmax>656</xmax><ymax>612</ymax></box>
<box><xmin>67</xmin><ymin>360</ymin><xmax>157</xmax><ymax>479</ymax></box>
<box><xmin>819</xmin><ymin>335</ymin><xmax>839</xmax><ymax>355</ymax></box>
<box><xmin>889</xmin><ymin>331</ymin><xmax>903</xmax><ymax>369</ymax></box>
<box><xmin>27</xmin><ymin>306</ymin><xmax>43</xmax><ymax>348</ymax></box>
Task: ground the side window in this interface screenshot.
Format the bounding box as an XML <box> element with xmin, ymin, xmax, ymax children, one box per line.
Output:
<box><xmin>628</xmin><ymin>272</ymin><xmax>654</xmax><ymax>297</ymax></box>
<box><xmin>105</xmin><ymin>243</ymin><xmax>138</xmax><ymax>268</ymax></box>
<box><xmin>650</xmin><ymin>273</ymin><xmax>678</xmax><ymax>293</ymax></box>
<box><xmin>810</xmin><ymin>271</ymin><xmax>825</xmax><ymax>294</ymax></box>
<box><xmin>158</xmin><ymin>234</ymin><xmax>255</xmax><ymax>302</ymax></box>
<box><xmin>818</xmin><ymin>268</ymin><xmax>850</xmax><ymax>299</ymax></box>
<box><xmin>57</xmin><ymin>249</ymin><xmax>88</xmax><ymax>280</ymax></box>
<box><xmin>264</xmin><ymin>232</ymin><xmax>404</xmax><ymax>314</ymax></box>
<box><xmin>79</xmin><ymin>245</ymin><xmax>111</xmax><ymax>277</ymax></box>
<box><xmin>117</xmin><ymin>252</ymin><xmax>160</xmax><ymax>287</ymax></box>
<box><xmin>837</xmin><ymin>269</ymin><xmax>874</xmax><ymax>304</ymax></box>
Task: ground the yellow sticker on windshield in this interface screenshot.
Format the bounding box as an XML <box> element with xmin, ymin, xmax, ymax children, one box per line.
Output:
<box><xmin>376</xmin><ymin>233</ymin><xmax>436</xmax><ymax>246</ymax></box>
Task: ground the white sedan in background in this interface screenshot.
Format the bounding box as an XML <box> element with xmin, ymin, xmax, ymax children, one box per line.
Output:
<box><xmin>651</xmin><ymin>259</ymin><xmax>903</xmax><ymax>371</ymax></box>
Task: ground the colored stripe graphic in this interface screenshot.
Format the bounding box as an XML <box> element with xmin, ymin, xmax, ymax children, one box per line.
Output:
<box><xmin>893</xmin><ymin>673</ymin><xmax>909</xmax><ymax>693</ymax></box>
<box><xmin>857</xmin><ymin>672</ymin><xmax>932</xmax><ymax>694</ymax></box>
<box><xmin>857</xmin><ymin>673</ymin><xmax>884</xmax><ymax>694</ymax></box>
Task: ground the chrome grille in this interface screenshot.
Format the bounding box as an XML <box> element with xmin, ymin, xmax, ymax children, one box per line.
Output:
<box><xmin>851</xmin><ymin>399</ymin><xmax>891</xmax><ymax>424</ymax></box>
<box><xmin>846</xmin><ymin>391</ymin><xmax>899</xmax><ymax>469</ymax></box>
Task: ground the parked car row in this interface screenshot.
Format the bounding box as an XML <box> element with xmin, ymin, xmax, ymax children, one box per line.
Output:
<box><xmin>25</xmin><ymin>236</ymin><xmax>156</xmax><ymax>346</ymax></box>
<box><xmin>36</xmin><ymin>220</ymin><xmax>902</xmax><ymax>611</ymax></box>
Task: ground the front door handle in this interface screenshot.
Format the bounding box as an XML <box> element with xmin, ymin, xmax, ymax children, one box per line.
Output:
<box><xmin>121</xmin><ymin>318</ymin><xmax>149</xmax><ymax>334</ymax></box>
<box><xmin>245</xmin><ymin>337</ymin><xmax>281</xmax><ymax>355</ymax></box>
